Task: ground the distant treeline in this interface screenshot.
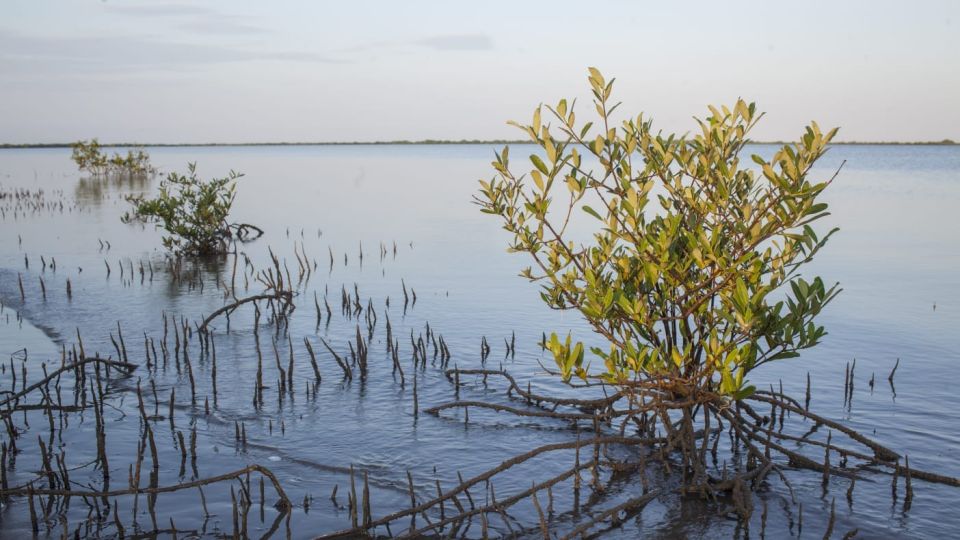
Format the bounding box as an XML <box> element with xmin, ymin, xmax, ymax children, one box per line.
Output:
<box><xmin>0</xmin><ymin>139</ymin><xmax>529</xmax><ymax>149</ymax></box>
<box><xmin>1</xmin><ymin>138</ymin><xmax>956</xmax><ymax>149</ymax></box>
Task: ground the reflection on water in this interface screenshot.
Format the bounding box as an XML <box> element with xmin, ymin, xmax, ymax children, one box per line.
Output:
<box><xmin>73</xmin><ymin>170</ymin><xmax>155</xmax><ymax>206</ymax></box>
<box><xmin>0</xmin><ymin>304</ymin><xmax>60</xmax><ymax>361</ymax></box>
<box><xmin>0</xmin><ymin>144</ymin><xmax>958</xmax><ymax>538</ymax></box>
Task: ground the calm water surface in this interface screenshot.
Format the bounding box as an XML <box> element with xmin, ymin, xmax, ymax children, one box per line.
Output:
<box><xmin>0</xmin><ymin>144</ymin><xmax>958</xmax><ymax>538</ymax></box>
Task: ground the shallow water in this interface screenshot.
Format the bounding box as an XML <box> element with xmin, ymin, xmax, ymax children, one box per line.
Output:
<box><xmin>0</xmin><ymin>143</ymin><xmax>958</xmax><ymax>538</ymax></box>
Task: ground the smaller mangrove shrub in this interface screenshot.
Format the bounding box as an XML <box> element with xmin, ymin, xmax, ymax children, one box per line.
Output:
<box><xmin>122</xmin><ymin>163</ymin><xmax>262</xmax><ymax>255</ymax></box>
<box><xmin>71</xmin><ymin>139</ymin><xmax>155</xmax><ymax>176</ymax></box>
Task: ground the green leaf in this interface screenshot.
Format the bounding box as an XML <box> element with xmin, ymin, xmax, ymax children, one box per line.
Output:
<box><xmin>582</xmin><ymin>205</ymin><xmax>603</xmax><ymax>220</ymax></box>
<box><xmin>733</xmin><ymin>385</ymin><xmax>756</xmax><ymax>400</ymax></box>
<box><xmin>530</xmin><ymin>154</ymin><xmax>549</xmax><ymax>175</ymax></box>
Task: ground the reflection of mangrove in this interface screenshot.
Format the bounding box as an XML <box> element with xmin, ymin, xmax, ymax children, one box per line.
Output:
<box><xmin>74</xmin><ymin>172</ymin><xmax>155</xmax><ymax>205</ymax></box>
<box><xmin>4</xmin><ymin>239</ymin><xmax>958</xmax><ymax>537</ymax></box>
<box><xmin>101</xmin><ymin>252</ymin><xmax>238</xmax><ymax>304</ymax></box>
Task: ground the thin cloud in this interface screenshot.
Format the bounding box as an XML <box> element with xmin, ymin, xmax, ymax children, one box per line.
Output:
<box><xmin>179</xmin><ymin>19</ymin><xmax>271</xmax><ymax>36</ymax></box>
<box><xmin>104</xmin><ymin>3</ymin><xmax>271</xmax><ymax>36</ymax></box>
<box><xmin>103</xmin><ymin>3</ymin><xmax>214</xmax><ymax>17</ymax></box>
<box><xmin>335</xmin><ymin>33</ymin><xmax>495</xmax><ymax>55</ymax></box>
<box><xmin>0</xmin><ymin>29</ymin><xmax>340</xmax><ymax>73</ymax></box>
<box><xmin>415</xmin><ymin>34</ymin><xmax>493</xmax><ymax>51</ymax></box>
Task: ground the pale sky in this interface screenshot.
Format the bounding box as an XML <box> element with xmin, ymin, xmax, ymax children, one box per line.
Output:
<box><xmin>1</xmin><ymin>0</ymin><xmax>958</xmax><ymax>144</ymax></box>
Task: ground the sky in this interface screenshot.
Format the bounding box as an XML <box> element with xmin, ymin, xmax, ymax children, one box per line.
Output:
<box><xmin>1</xmin><ymin>0</ymin><xmax>958</xmax><ymax>144</ymax></box>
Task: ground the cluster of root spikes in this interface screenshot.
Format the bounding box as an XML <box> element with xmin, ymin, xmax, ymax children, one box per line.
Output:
<box><xmin>4</xmin><ymin>328</ymin><xmax>960</xmax><ymax>538</ymax></box>
<box><xmin>4</xmin><ymin>235</ymin><xmax>960</xmax><ymax>537</ymax></box>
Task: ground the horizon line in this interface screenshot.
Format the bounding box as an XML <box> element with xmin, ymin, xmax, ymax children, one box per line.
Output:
<box><xmin>1</xmin><ymin>138</ymin><xmax>957</xmax><ymax>149</ymax></box>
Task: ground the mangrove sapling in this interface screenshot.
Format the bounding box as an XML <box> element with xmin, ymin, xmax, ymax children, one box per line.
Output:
<box><xmin>474</xmin><ymin>68</ymin><xmax>960</xmax><ymax>509</ymax></box>
<box><xmin>122</xmin><ymin>163</ymin><xmax>263</xmax><ymax>255</ymax></box>
<box><xmin>71</xmin><ymin>139</ymin><xmax>155</xmax><ymax>177</ymax></box>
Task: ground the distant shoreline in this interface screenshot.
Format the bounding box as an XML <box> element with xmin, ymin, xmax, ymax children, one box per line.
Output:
<box><xmin>1</xmin><ymin>139</ymin><xmax>956</xmax><ymax>149</ymax></box>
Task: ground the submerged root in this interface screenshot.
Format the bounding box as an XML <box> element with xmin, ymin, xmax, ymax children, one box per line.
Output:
<box><xmin>368</xmin><ymin>368</ymin><xmax>960</xmax><ymax>537</ymax></box>
<box><xmin>444</xmin><ymin>368</ymin><xmax>624</xmax><ymax>411</ymax></box>
<box><xmin>558</xmin><ymin>491</ymin><xmax>661</xmax><ymax>540</ymax></box>
<box><xmin>315</xmin><ymin>436</ymin><xmax>658</xmax><ymax>538</ymax></box>
<box><xmin>0</xmin><ymin>356</ymin><xmax>136</xmax><ymax>408</ymax></box>
<box><xmin>0</xmin><ymin>464</ymin><xmax>290</xmax><ymax>509</ymax></box>
<box><xmin>198</xmin><ymin>290</ymin><xmax>294</xmax><ymax>332</ymax></box>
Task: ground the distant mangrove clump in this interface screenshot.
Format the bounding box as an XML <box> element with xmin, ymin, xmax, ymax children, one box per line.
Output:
<box><xmin>122</xmin><ymin>162</ymin><xmax>262</xmax><ymax>255</ymax></box>
<box><xmin>71</xmin><ymin>139</ymin><xmax>156</xmax><ymax>176</ymax></box>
